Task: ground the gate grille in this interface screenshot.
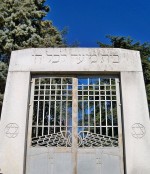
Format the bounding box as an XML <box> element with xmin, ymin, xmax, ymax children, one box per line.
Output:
<box><xmin>78</xmin><ymin>77</ymin><xmax>118</xmax><ymax>147</ymax></box>
<box><xmin>31</xmin><ymin>77</ymin><xmax>72</xmax><ymax>147</ymax></box>
<box><xmin>31</xmin><ymin>77</ymin><xmax>119</xmax><ymax>147</ymax></box>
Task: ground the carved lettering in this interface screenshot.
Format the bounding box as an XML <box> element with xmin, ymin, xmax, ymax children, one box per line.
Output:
<box><xmin>46</xmin><ymin>50</ymin><xmax>53</xmax><ymax>62</ymax></box>
<box><xmin>101</xmin><ymin>54</ymin><xmax>120</xmax><ymax>63</ymax></box>
<box><xmin>101</xmin><ymin>55</ymin><xmax>109</xmax><ymax>63</ymax></box>
<box><xmin>77</xmin><ymin>55</ymin><xmax>84</xmax><ymax>64</ymax></box>
<box><xmin>52</xmin><ymin>55</ymin><xmax>60</xmax><ymax>63</ymax></box>
<box><xmin>34</xmin><ymin>56</ymin><xmax>42</xmax><ymax>64</ymax></box>
<box><xmin>71</xmin><ymin>54</ymin><xmax>77</xmax><ymax>59</ymax></box>
<box><xmin>32</xmin><ymin>49</ymin><xmax>43</xmax><ymax>59</ymax></box>
<box><xmin>32</xmin><ymin>50</ymin><xmax>120</xmax><ymax>65</ymax></box>
<box><xmin>46</xmin><ymin>51</ymin><xmax>67</xmax><ymax>63</ymax></box>
<box><xmin>112</xmin><ymin>55</ymin><xmax>120</xmax><ymax>63</ymax></box>
<box><xmin>71</xmin><ymin>54</ymin><xmax>85</xmax><ymax>64</ymax></box>
<box><xmin>32</xmin><ymin>49</ymin><xmax>43</xmax><ymax>64</ymax></box>
<box><xmin>90</xmin><ymin>54</ymin><xmax>98</xmax><ymax>63</ymax></box>
<box><xmin>32</xmin><ymin>54</ymin><xmax>42</xmax><ymax>64</ymax></box>
<box><xmin>61</xmin><ymin>54</ymin><xmax>67</xmax><ymax>62</ymax></box>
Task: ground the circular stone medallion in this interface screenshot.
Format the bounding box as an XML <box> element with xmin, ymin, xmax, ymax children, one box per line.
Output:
<box><xmin>5</xmin><ymin>123</ymin><xmax>19</xmax><ymax>138</ymax></box>
<box><xmin>131</xmin><ymin>123</ymin><xmax>145</xmax><ymax>139</ymax></box>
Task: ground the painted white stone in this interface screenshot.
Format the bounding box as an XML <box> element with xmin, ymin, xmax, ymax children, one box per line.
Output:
<box><xmin>121</xmin><ymin>72</ymin><xmax>150</xmax><ymax>174</ymax></box>
<box><xmin>9</xmin><ymin>48</ymin><xmax>142</xmax><ymax>72</ymax></box>
<box><xmin>0</xmin><ymin>48</ymin><xmax>149</xmax><ymax>174</ymax></box>
<box><xmin>0</xmin><ymin>72</ymin><xmax>30</xmax><ymax>174</ymax></box>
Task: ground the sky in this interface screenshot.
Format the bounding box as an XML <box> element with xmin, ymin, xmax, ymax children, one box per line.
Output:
<box><xmin>46</xmin><ymin>0</ymin><xmax>150</xmax><ymax>47</ymax></box>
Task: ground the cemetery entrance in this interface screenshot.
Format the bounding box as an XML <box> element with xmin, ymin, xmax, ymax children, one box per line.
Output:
<box><xmin>26</xmin><ymin>76</ymin><xmax>124</xmax><ymax>174</ymax></box>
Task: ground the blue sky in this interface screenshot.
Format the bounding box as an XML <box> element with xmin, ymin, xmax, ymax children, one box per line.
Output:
<box><xmin>46</xmin><ymin>0</ymin><xmax>150</xmax><ymax>47</ymax></box>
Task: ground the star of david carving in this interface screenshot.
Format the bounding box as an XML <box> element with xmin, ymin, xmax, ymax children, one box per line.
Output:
<box><xmin>5</xmin><ymin>123</ymin><xmax>19</xmax><ymax>138</ymax></box>
<box><xmin>131</xmin><ymin>123</ymin><xmax>145</xmax><ymax>139</ymax></box>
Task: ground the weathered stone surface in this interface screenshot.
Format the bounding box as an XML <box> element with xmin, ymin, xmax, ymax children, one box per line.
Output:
<box><xmin>0</xmin><ymin>48</ymin><xmax>149</xmax><ymax>174</ymax></box>
<box><xmin>121</xmin><ymin>71</ymin><xmax>150</xmax><ymax>173</ymax></box>
<box><xmin>0</xmin><ymin>72</ymin><xmax>30</xmax><ymax>174</ymax></box>
<box><xmin>9</xmin><ymin>48</ymin><xmax>142</xmax><ymax>72</ymax></box>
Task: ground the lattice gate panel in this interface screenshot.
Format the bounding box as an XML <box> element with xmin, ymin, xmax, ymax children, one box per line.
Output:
<box><xmin>77</xmin><ymin>77</ymin><xmax>118</xmax><ymax>147</ymax></box>
<box><xmin>31</xmin><ymin>77</ymin><xmax>73</xmax><ymax>147</ymax></box>
<box><xmin>26</xmin><ymin>76</ymin><xmax>124</xmax><ymax>174</ymax></box>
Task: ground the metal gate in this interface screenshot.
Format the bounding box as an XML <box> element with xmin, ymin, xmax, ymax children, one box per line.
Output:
<box><xmin>26</xmin><ymin>76</ymin><xmax>124</xmax><ymax>174</ymax></box>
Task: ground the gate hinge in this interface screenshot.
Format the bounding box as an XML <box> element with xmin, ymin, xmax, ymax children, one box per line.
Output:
<box><xmin>29</xmin><ymin>103</ymin><xmax>31</xmax><ymax>107</ymax></box>
<box><xmin>30</xmin><ymin>80</ymin><xmax>33</xmax><ymax>83</ymax></box>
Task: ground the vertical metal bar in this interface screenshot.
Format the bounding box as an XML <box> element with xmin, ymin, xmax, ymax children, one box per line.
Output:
<box><xmin>99</xmin><ymin>78</ymin><xmax>102</xmax><ymax>135</ymax></box>
<box><xmin>82</xmin><ymin>84</ymin><xmax>84</xmax><ymax>129</ymax></box>
<box><xmin>72</xmin><ymin>78</ymin><xmax>78</xmax><ymax>174</ymax></box>
<box><xmin>27</xmin><ymin>78</ymin><xmax>35</xmax><ymax>145</ymax></box>
<box><xmin>116</xmin><ymin>78</ymin><xmax>122</xmax><ymax>145</ymax></box>
<box><xmin>36</xmin><ymin>78</ymin><xmax>40</xmax><ymax>137</ymax></box>
<box><xmin>48</xmin><ymin>78</ymin><xmax>51</xmax><ymax>134</ymax></box>
<box><xmin>94</xmin><ymin>83</ymin><xmax>96</xmax><ymax>133</ymax></box>
<box><xmin>54</xmin><ymin>83</ymin><xmax>57</xmax><ymax>133</ymax></box>
<box><xmin>88</xmin><ymin>78</ymin><xmax>90</xmax><ymax>132</ymax></box>
<box><xmin>42</xmin><ymin>83</ymin><xmax>46</xmax><ymax>136</ymax></box>
<box><xmin>26</xmin><ymin>78</ymin><xmax>36</xmax><ymax>173</ymax></box>
<box><xmin>105</xmin><ymin>82</ymin><xmax>108</xmax><ymax>136</ymax></box>
<box><xmin>110</xmin><ymin>78</ymin><xmax>114</xmax><ymax>137</ymax></box>
<box><xmin>60</xmin><ymin>78</ymin><xmax>63</xmax><ymax>131</ymax></box>
<box><xmin>65</xmin><ymin>83</ymin><xmax>68</xmax><ymax>136</ymax></box>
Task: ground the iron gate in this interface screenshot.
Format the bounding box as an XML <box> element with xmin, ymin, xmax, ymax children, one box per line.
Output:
<box><xmin>26</xmin><ymin>76</ymin><xmax>124</xmax><ymax>174</ymax></box>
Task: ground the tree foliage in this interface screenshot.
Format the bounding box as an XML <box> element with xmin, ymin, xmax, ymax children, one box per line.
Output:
<box><xmin>97</xmin><ymin>35</ymin><xmax>150</xmax><ymax>110</ymax></box>
<box><xmin>0</xmin><ymin>62</ymin><xmax>8</xmax><ymax>114</ymax></box>
<box><xmin>0</xmin><ymin>0</ymin><xmax>65</xmax><ymax>115</ymax></box>
<box><xmin>0</xmin><ymin>0</ymin><xmax>65</xmax><ymax>62</ymax></box>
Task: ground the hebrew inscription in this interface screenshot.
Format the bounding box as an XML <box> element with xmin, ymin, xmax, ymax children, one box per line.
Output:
<box><xmin>32</xmin><ymin>50</ymin><xmax>120</xmax><ymax>64</ymax></box>
<box><xmin>5</xmin><ymin>123</ymin><xmax>19</xmax><ymax>138</ymax></box>
<box><xmin>131</xmin><ymin>123</ymin><xmax>146</xmax><ymax>139</ymax></box>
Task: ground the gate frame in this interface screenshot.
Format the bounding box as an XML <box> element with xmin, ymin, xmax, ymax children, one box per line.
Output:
<box><xmin>26</xmin><ymin>75</ymin><xmax>124</xmax><ymax>174</ymax></box>
<box><xmin>0</xmin><ymin>48</ymin><xmax>150</xmax><ymax>174</ymax></box>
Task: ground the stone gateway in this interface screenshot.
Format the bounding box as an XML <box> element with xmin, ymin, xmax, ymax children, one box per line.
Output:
<box><xmin>0</xmin><ymin>48</ymin><xmax>150</xmax><ymax>174</ymax></box>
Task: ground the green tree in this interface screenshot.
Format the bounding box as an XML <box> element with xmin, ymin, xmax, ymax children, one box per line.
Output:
<box><xmin>0</xmin><ymin>62</ymin><xmax>8</xmax><ymax>114</ymax></box>
<box><xmin>97</xmin><ymin>35</ymin><xmax>150</xmax><ymax>110</ymax></box>
<box><xmin>0</xmin><ymin>0</ymin><xmax>65</xmax><ymax>115</ymax></box>
<box><xmin>0</xmin><ymin>0</ymin><xmax>64</xmax><ymax>62</ymax></box>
